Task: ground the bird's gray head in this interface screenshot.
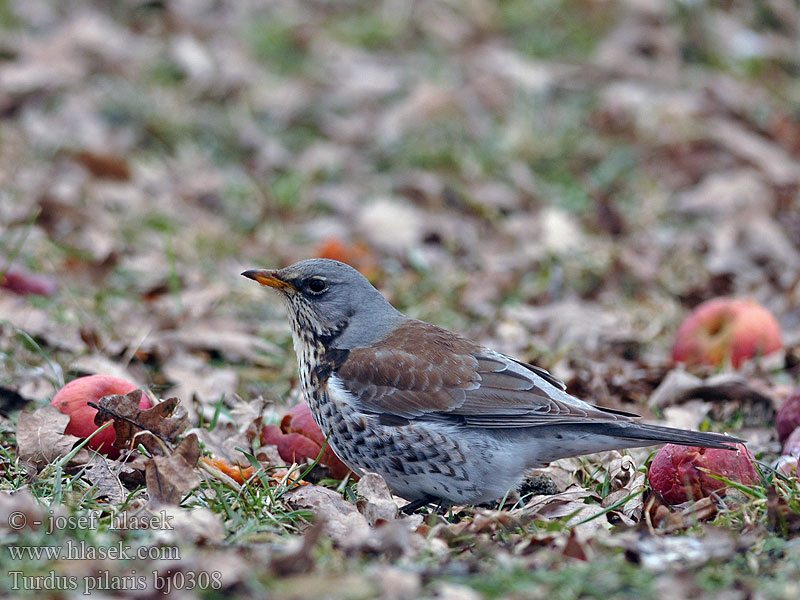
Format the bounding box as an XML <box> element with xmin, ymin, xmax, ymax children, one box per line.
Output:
<box><xmin>242</xmin><ymin>258</ymin><xmax>405</xmax><ymax>349</ymax></box>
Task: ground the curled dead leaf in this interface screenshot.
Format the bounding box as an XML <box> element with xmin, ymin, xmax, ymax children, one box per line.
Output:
<box><xmin>92</xmin><ymin>392</ymin><xmax>189</xmax><ymax>455</ymax></box>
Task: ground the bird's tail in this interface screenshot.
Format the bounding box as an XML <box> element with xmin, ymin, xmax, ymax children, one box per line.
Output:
<box><xmin>588</xmin><ymin>421</ymin><xmax>743</xmax><ymax>450</ymax></box>
<box><xmin>515</xmin><ymin>421</ymin><xmax>746</xmax><ymax>467</ymax></box>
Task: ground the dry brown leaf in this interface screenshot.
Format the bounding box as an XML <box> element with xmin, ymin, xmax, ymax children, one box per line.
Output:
<box><xmin>72</xmin><ymin>149</ymin><xmax>131</xmax><ymax>180</ymax></box>
<box><xmin>766</xmin><ymin>485</ymin><xmax>800</xmax><ymax>535</ymax></box>
<box><xmin>522</xmin><ymin>486</ymin><xmax>609</xmax><ymax>536</ymax></box>
<box><xmin>151</xmin><ymin>322</ymin><xmax>281</xmax><ymax>364</ymax></box>
<box><xmin>186</xmin><ymin>395</ymin><xmax>267</xmax><ymax>466</ymax></box>
<box><xmin>287</xmin><ymin>483</ymin><xmax>422</xmax><ymax>557</ymax></box>
<box><xmin>145</xmin><ymin>434</ymin><xmax>201</xmax><ymax>505</ymax></box>
<box><xmin>356</xmin><ymin>472</ymin><xmax>399</xmax><ymax>525</ymax></box>
<box><xmin>92</xmin><ymin>392</ymin><xmax>189</xmax><ymax>455</ymax></box>
<box><xmin>190</xmin><ymin>423</ymin><xmax>253</xmax><ymax>466</ymax></box>
<box><xmin>708</xmin><ymin>117</ymin><xmax>800</xmax><ymax>185</ymax></box>
<box><xmin>150</xmin><ymin>506</ymin><xmax>226</xmax><ymax>545</ymax></box>
<box><xmin>561</xmin><ymin>528</ymin><xmax>590</xmax><ymax>561</ymax></box>
<box><xmin>16</xmin><ymin>405</ymin><xmax>87</xmax><ymax>468</ymax></box>
<box><xmin>649</xmin><ymin>370</ymin><xmax>776</xmax><ymax>413</ymax></box>
<box><xmin>83</xmin><ymin>456</ymin><xmax>127</xmax><ymax>504</ymax></box>
<box><xmin>160</xmin><ymin>353</ymin><xmax>239</xmax><ymax>418</ymax></box>
<box><xmin>646</xmin><ymin>495</ymin><xmax>719</xmax><ymax>532</ymax></box>
<box><xmin>269</xmin><ymin>521</ymin><xmax>325</xmax><ymax>576</ymax></box>
<box><xmin>614</xmin><ymin>527</ymin><xmax>737</xmax><ymax>571</ymax></box>
<box><xmin>286</xmin><ymin>484</ymin><xmax>372</xmax><ymax>549</ymax></box>
<box><xmin>603</xmin><ymin>454</ymin><xmax>646</xmax><ymax>524</ymax></box>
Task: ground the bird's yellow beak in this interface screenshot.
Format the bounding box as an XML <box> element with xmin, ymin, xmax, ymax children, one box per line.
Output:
<box><xmin>241</xmin><ymin>269</ymin><xmax>296</xmax><ymax>292</ymax></box>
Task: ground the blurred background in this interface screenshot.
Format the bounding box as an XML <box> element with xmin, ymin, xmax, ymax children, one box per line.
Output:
<box><xmin>1</xmin><ymin>0</ymin><xmax>799</xmax><ymax>422</ymax></box>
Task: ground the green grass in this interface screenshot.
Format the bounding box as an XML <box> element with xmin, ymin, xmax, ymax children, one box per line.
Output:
<box><xmin>497</xmin><ymin>0</ymin><xmax>618</xmax><ymax>60</ymax></box>
<box><xmin>248</xmin><ymin>17</ymin><xmax>309</xmax><ymax>76</ymax></box>
<box><xmin>328</xmin><ymin>9</ymin><xmax>407</xmax><ymax>50</ymax></box>
<box><xmin>459</xmin><ymin>556</ymin><xmax>657</xmax><ymax>600</ymax></box>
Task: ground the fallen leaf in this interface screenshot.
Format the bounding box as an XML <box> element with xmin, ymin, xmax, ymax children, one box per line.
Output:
<box><xmin>92</xmin><ymin>392</ymin><xmax>189</xmax><ymax>455</ymax></box>
<box><xmin>160</xmin><ymin>352</ymin><xmax>239</xmax><ymax>418</ymax></box>
<box><xmin>151</xmin><ymin>322</ymin><xmax>281</xmax><ymax>364</ymax></box>
<box><xmin>766</xmin><ymin>485</ymin><xmax>800</xmax><ymax>535</ymax></box>
<box><xmin>356</xmin><ymin>473</ymin><xmax>398</xmax><ymax>525</ymax></box>
<box><xmin>649</xmin><ymin>369</ymin><xmax>775</xmax><ymax>411</ymax></box>
<box><xmin>603</xmin><ymin>454</ymin><xmax>646</xmax><ymax>523</ymax></box>
<box><xmin>708</xmin><ymin>117</ymin><xmax>800</xmax><ymax>186</ymax></box>
<box><xmin>523</xmin><ymin>486</ymin><xmax>609</xmax><ymax>536</ymax></box>
<box><xmin>16</xmin><ymin>405</ymin><xmax>87</xmax><ymax>468</ymax></box>
<box><xmin>145</xmin><ymin>434</ymin><xmax>201</xmax><ymax>505</ymax></box>
<box><xmin>286</xmin><ymin>484</ymin><xmax>372</xmax><ymax>549</ymax></box>
<box><xmin>83</xmin><ymin>456</ymin><xmax>127</xmax><ymax>503</ymax></box>
<box><xmin>616</xmin><ymin>527</ymin><xmax>737</xmax><ymax>572</ymax></box>
<box><xmin>150</xmin><ymin>505</ymin><xmax>226</xmax><ymax>545</ymax></box>
<box><xmin>646</xmin><ymin>495</ymin><xmax>719</xmax><ymax>532</ymax></box>
<box><xmin>190</xmin><ymin>422</ymin><xmax>257</xmax><ymax>466</ymax></box>
<box><xmin>72</xmin><ymin>149</ymin><xmax>131</xmax><ymax>180</ymax></box>
<box><xmin>269</xmin><ymin>521</ymin><xmax>325</xmax><ymax>576</ymax></box>
<box><xmin>562</xmin><ymin>528</ymin><xmax>590</xmax><ymax>561</ymax></box>
<box><xmin>186</xmin><ymin>395</ymin><xmax>267</xmax><ymax>466</ymax></box>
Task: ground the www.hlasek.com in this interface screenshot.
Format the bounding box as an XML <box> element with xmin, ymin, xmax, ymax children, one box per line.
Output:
<box><xmin>8</xmin><ymin>569</ymin><xmax>223</xmax><ymax>595</ymax></box>
<box><xmin>8</xmin><ymin>540</ymin><xmax>180</xmax><ymax>561</ymax></box>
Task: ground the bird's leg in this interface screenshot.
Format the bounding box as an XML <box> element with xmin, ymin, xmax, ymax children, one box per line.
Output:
<box><xmin>400</xmin><ymin>495</ymin><xmax>438</xmax><ymax>514</ymax></box>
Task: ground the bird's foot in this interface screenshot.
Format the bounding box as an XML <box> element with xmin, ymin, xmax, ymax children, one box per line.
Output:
<box><xmin>400</xmin><ymin>495</ymin><xmax>438</xmax><ymax>515</ymax></box>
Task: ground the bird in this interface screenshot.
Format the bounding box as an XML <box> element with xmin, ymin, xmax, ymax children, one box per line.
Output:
<box><xmin>242</xmin><ymin>258</ymin><xmax>743</xmax><ymax>510</ymax></box>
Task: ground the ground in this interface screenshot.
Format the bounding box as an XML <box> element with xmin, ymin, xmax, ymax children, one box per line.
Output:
<box><xmin>1</xmin><ymin>0</ymin><xmax>800</xmax><ymax>598</ymax></box>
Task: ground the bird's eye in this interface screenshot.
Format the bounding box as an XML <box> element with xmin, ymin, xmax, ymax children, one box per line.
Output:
<box><xmin>307</xmin><ymin>277</ymin><xmax>328</xmax><ymax>294</ymax></box>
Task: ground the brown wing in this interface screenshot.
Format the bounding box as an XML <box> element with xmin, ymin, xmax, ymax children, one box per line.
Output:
<box><xmin>336</xmin><ymin>320</ymin><xmax>639</xmax><ymax>428</ymax></box>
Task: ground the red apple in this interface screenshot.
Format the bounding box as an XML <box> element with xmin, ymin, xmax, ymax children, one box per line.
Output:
<box><xmin>672</xmin><ymin>298</ymin><xmax>782</xmax><ymax>369</ymax></box>
<box><xmin>648</xmin><ymin>443</ymin><xmax>758</xmax><ymax>505</ymax></box>
<box><xmin>260</xmin><ymin>403</ymin><xmax>351</xmax><ymax>479</ymax></box>
<box><xmin>50</xmin><ymin>375</ymin><xmax>151</xmax><ymax>458</ymax></box>
<box><xmin>777</xmin><ymin>386</ymin><xmax>800</xmax><ymax>443</ymax></box>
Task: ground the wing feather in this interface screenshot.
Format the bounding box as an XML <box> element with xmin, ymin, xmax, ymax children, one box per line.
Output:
<box><xmin>335</xmin><ymin>320</ymin><xmax>639</xmax><ymax>428</ymax></box>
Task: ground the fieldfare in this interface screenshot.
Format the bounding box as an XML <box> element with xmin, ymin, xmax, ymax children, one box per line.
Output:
<box><xmin>243</xmin><ymin>259</ymin><xmax>742</xmax><ymax>509</ymax></box>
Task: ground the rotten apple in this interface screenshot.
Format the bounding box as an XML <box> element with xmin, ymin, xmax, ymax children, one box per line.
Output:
<box><xmin>648</xmin><ymin>443</ymin><xmax>758</xmax><ymax>505</ymax></box>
